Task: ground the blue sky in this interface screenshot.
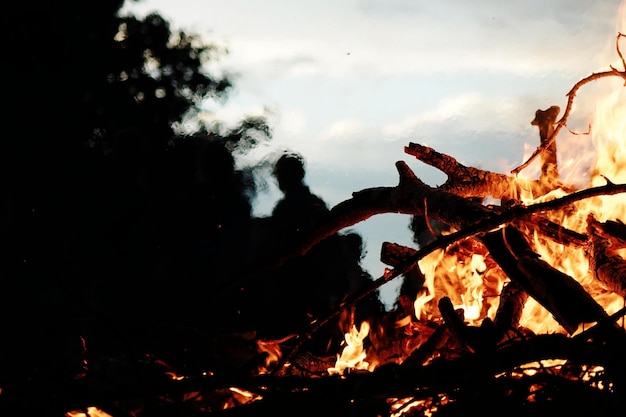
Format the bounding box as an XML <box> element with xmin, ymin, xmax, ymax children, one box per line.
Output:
<box><xmin>121</xmin><ymin>0</ymin><xmax>625</xmax><ymax>307</ymax></box>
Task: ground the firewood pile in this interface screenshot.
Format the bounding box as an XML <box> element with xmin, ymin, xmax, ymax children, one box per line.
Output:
<box><xmin>6</xmin><ymin>36</ymin><xmax>626</xmax><ymax>417</ymax></box>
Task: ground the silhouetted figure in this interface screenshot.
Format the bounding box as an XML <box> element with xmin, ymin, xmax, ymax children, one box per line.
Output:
<box><xmin>271</xmin><ymin>153</ymin><xmax>336</xmax><ymax>316</ymax></box>
<box><xmin>271</xmin><ymin>152</ymin><xmax>330</xmax><ymax>248</ymax></box>
<box><xmin>246</xmin><ymin>151</ymin><xmax>383</xmax><ymax>356</ymax></box>
<box><xmin>340</xmin><ymin>232</ymin><xmax>386</xmax><ymax>323</ymax></box>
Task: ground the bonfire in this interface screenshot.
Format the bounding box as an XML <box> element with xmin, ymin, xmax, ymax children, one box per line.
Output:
<box><xmin>51</xmin><ymin>26</ymin><xmax>626</xmax><ymax>417</ymax></box>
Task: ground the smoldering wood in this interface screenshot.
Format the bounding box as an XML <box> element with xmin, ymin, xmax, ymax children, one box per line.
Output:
<box><xmin>22</xmin><ymin>332</ymin><xmax>624</xmax><ymax>417</ymax></box>
<box><xmin>12</xmin><ymin>147</ymin><xmax>625</xmax><ymax>416</ymax></box>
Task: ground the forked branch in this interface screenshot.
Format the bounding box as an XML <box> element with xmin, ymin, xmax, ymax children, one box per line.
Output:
<box><xmin>512</xmin><ymin>33</ymin><xmax>626</xmax><ymax>175</ymax></box>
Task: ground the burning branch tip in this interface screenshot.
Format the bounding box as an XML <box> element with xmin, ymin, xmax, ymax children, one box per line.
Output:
<box><xmin>602</xmin><ymin>175</ymin><xmax>615</xmax><ymax>186</ymax></box>
<box><xmin>609</xmin><ymin>65</ymin><xmax>626</xmax><ymax>83</ymax></box>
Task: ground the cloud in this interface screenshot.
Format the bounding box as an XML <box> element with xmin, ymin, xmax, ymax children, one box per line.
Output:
<box><xmin>322</xmin><ymin>118</ymin><xmax>368</xmax><ymax>143</ymax></box>
<box><xmin>123</xmin><ymin>0</ymin><xmax>624</xmax><ymax>81</ymax></box>
<box><xmin>382</xmin><ymin>92</ymin><xmax>530</xmax><ymax>141</ymax></box>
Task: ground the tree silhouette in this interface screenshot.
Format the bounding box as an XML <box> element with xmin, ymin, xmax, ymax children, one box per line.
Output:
<box><xmin>0</xmin><ymin>2</ymin><xmax>384</xmax><ymax>413</ymax></box>
<box><xmin>3</xmin><ymin>0</ymin><xmax>236</xmax><ymax>277</ymax></box>
<box><xmin>1</xmin><ymin>0</ymin><xmax>376</xmax><ymax>385</ymax></box>
<box><xmin>0</xmin><ymin>0</ymin><xmax>269</xmax><ymax>391</ymax></box>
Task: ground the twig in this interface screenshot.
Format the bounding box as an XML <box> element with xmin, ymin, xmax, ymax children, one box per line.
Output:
<box><xmin>616</xmin><ymin>32</ymin><xmax>626</xmax><ymax>71</ymax></box>
<box><xmin>512</xmin><ymin>69</ymin><xmax>625</xmax><ymax>175</ymax></box>
<box><xmin>512</xmin><ymin>33</ymin><xmax>626</xmax><ymax>175</ymax></box>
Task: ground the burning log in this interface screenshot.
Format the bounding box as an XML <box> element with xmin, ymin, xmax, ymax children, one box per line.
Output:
<box><xmin>589</xmin><ymin>217</ymin><xmax>626</xmax><ymax>248</ymax></box>
<box><xmin>381</xmin><ymin>222</ymin><xmax>600</xmax><ymax>340</ymax></box>
<box><xmin>241</xmin><ymin>172</ymin><xmax>626</xmax><ymax>371</ymax></box>
<box><xmin>480</xmin><ymin>226</ymin><xmax>609</xmax><ymax>335</ymax></box>
<box><xmin>587</xmin><ymin>214</ymin><xmax>626</xmax><ymax>297</ymax></box>
<box><xmin>404</xmin><ymin>142</ymin><xmax>523</xmax><ymax>200</ymax></box>
<box><xmin>437</xmin><ymin>296</ymin><xmax>499</xmax><ymax>354</ymax></box>
<box><xmin>404</xmin><ymin>141</ymin><xmax>577</xmax><ymax>201</ymax></box>
<box><xmin>519</xmin><ymin>213</ymin><xmax>587</xmax><ymax>247</ymax></box>
<box><xmin>492</xmin><ymin>279</ymin><xmax>529</xmax><ymax>337</ymax></box>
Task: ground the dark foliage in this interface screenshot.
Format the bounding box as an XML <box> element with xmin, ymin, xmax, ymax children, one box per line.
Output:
<box><xmin>0</xmin><ymin>3</ymin><xmax>381</xmax><ymax>415</ymax></box>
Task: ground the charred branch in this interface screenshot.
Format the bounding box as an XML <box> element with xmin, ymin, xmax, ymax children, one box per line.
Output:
<box><xmin>244</xmin><ymin>177</ymin><xmax>626</xmax><ymax>363</ymax></box>
<box><xmin>402</xmin><ymin>321</ymin><xmax>451</xmax><ymax>366</ymax></box>
<box><xmin>493</xmin><ymin>279</ymin><xmax>529</xmax><ymax>338</ymax></box>
<box><xmin>480</xmin><ymin>226</ymin><xmax>608</xmax><ymax>335</ymax></box>
<box><xmin>532</xmin><ymin>105</ymin><xmax>561</xmax><ymax>193</ymax></box>
<box><xmin>228</xmin><ymin>165</ymin><xmax>626</xmax><ymax>302</ymax></box>
<box><xmin>405</xmin><ymin>142</ymin><xmax>532</xmax><ymax>200</ymax></box>
<box><xmin>517</xmin><ymin>214</ymin><xmax>588</xmax><ymax>247</ymax></box>
<box><xmin>516</xmin><ymin>253</ymin><xmax>608</xmax><ymax>332</ymax></box>
<box><xmin>404</xmin><ymin>141</ymin><xmax>579</xmax><ymax>202</ymax></box>
<box><xmin>438</xmin><ymin>296</ymin><xmax>499</xmax><ymax>354</ymax></box>
<box><xmin>380</xmin><ymin>241</ymin><xmax>419</xmax><ymax>267</ymax></box>
<box><xmin>589</xmin><ymin>218</ymin><xmax>626</xmax><ymax>248</ymax></box>
<box><xmin>513</xmin><ymin>67</ymin><xmax>626</xmax><ymax>175</ymax></box>
<box><xmin>587</xmin><ymin>215</ymin><xmax>626</xmax><ymax>297</ymax></box>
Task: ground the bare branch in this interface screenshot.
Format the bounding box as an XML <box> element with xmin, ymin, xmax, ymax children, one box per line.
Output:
<box><xmin>616</xmin><ymin>32</ymin><xmax>626</xmax><ymax>71</ymax></box>
<box><xmin>512</xmin><ymin>69</ymin><xmax>626</xmax><ymax>176</ymax></box>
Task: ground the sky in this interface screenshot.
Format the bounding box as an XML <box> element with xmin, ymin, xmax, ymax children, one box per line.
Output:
<box><xmin>120</xmin><ymin>0</ymin><xmax>625</xmax><ymax>308</ymax></box>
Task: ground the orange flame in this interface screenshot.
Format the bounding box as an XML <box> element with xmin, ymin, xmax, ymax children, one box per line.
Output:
<box><xmin>408</xmin><ymin>9</ymin><xmax>626</xmax><ymax>339</ymax></box>
<box><xmin>65</xmin><ymin>408</ymin><xmax>113</xmax><ymax>417</ymax></box>
<box><xmin>328</xmin><ymin>321</ymin><xmax>373</xmax><ymax>375</ymax></box>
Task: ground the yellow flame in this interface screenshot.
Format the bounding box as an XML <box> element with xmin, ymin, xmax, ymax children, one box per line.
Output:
<box><xmin>415</xmin><ymin>249</ymin><xmax>442</xmax><ymax>320</ymax></box>
<box><xmin>412</xmin><ymin>18</ymin><xmax>626</xmax><ymax>336</ymax></box>
<box><xmin>257</xmin><ymin>338</ymin><xmax>284</xmax><ymax>374</ymax></box>
<box><xmin>516</xmin><ymin>36</ymin><xmax>626</xmax><ymax>331</ymax></box>
<box><xmin>415</xmin><ymin>245</ymin><xmax>496</xmax><ymax>326</ymax></box>
<box><xmin>65</xmin><ymin>407</ymin><xmax>113</xmax><ymax>417</ymax></box>
<box><xmin>328</xmin><ymin>321</ymin><xmax>372</xmax><ymax>375</ymax></box>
